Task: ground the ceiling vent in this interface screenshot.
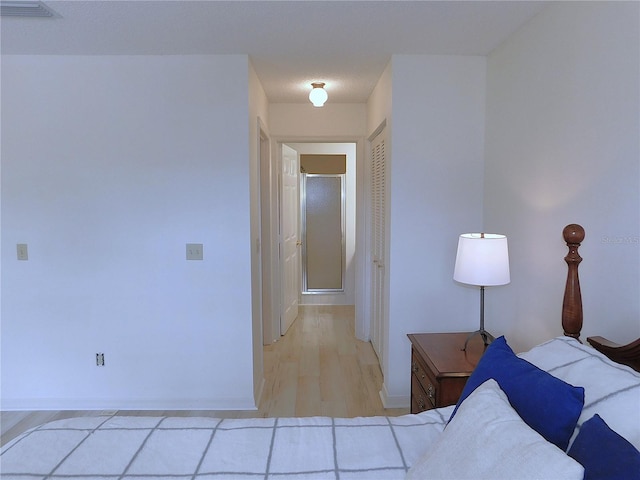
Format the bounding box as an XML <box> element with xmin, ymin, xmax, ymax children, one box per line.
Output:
<box><xmin>0</xmin><ymin>1</ymin><xmax>58</xmax><ymax>17</ymax></box>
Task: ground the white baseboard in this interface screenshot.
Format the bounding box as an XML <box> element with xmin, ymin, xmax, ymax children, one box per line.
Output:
<box><xmin>379</xmin><ymin>383</ymin><xmax>410</xmax><ymax>409</ymax></box>
<box><xmin>254</xmin><ymin>377</ymin><xmax>265</xmax><ymax>408</ymax></box>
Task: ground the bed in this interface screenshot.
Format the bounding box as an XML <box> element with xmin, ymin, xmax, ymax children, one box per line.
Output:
<box><xmin>2</xmin><ymin>224</ymin><xmax>639</xmax><ymax>479</ymax></box>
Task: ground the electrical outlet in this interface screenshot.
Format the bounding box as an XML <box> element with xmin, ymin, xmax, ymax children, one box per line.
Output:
<box><xmin>96</xmin><ymin>353</ymin><xmax>105</xmax><ymax>366</ymax></box>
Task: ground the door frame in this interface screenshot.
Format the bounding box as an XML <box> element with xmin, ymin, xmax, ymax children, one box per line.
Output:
<box><xmin>259</xmin><ymin>122</ymin><xmax>281</xmax><ymax>345</ymax></box>
<box><xmin>301</xmin><ymin>172</ymin><xmax>347</xmax><ymax>294</ymax></box>
<box><xmin>367</xmin><ymin>121</ymin><xmax>388</xmax><ymax>365</ymax></box>
<box><xmin>264</xmin><ymin>136</ymin><xmax>368</xmax><ymax>343</ymax></box>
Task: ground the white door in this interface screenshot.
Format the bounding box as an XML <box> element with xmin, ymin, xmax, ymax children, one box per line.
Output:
<box><xmin>370</xmin><ymin>130</ymin><xmax>386</xmax><ymax>363</ymax></box>
<box><xmin>280</xmin><ymin>144</ymin><xmax>300</xmax><ymax>335</ymax></box>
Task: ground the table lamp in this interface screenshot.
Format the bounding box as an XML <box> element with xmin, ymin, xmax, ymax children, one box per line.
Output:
<box><xmin>454</xmin><ymin>233</ymin><xmax>510</xmax><ymax>350</ymax></box>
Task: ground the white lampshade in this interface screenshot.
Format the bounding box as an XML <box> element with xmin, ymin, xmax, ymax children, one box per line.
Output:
<box><xmin>309</xmin><ymin>82</ymin><xmax>328</xmax><ymax>107</ymax></box>
<box><xmin>454</xmin><ymin>233</ymin><xmax>510</xmax><ymax>287</ymax></box>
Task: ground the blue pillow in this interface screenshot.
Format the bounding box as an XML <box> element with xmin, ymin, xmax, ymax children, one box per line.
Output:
<box><xmin>449</xmin><ymin>336</ymin><xmax>584</xmax><ymax>451</ymax></box>
<box><xmin>568</xmin><ymin>414</ymin><xmax>640</xmax><ymax>480</ymax></box>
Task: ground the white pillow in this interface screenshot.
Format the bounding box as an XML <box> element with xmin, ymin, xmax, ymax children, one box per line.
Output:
<box><xmin>406</xmin><ymin>379</ymin><xmax>584</xmax><ymax>480</ymax></box>
<box><xmin>519</xmin><ymin>336</ymin><xmax>640</xmax><ymax>451</ymax></box>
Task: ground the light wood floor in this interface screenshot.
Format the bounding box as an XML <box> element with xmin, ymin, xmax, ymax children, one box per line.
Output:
<box><xmin>1</xmin><ymin>305</ymin><xmax>407</xmax><ymax>446</ymax></box>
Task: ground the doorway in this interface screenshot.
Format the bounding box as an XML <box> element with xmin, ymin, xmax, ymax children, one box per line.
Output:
<box><xmin>286</xmin><ymin>142</ymin><xmax>356</xmax><ymax>308</ymax></box>
<box><xmin>300</xmin><ymin>154</ymin><xmax>346</xmax><ymax>294</ymax></box>
<box><xmin>260</xmin><ymin>140</ymin><xmax>361</xmax><ymax>347</ymax></box>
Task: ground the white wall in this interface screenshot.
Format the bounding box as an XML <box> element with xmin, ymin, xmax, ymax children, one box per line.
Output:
<box><xmin>269</xmin><ymin>104</ymin><xmax>367</xmax><ymax>138</ymax></box>
<box><xmin>1</xmin><ymin>55</ymin><xmax>256</xmax><ymax>410</ymax></box>
<box><xmin>248</xmin><ymin>61</ymin><xmax>270</xmax><ymax>404</ymax></box>
<box><xmin>484</xmin><ymin>2</ymin><xmax>640</xmax><ymax>353</ymax></box>
<box><xmin>377</xmin><ymin>55</ymin><xmax>487</xmax><ymax>406</ymax></box>
<box><xmin>367</xmin><ymin>61</ymin><xmax>392</xmax><ymax>138</ymax></box>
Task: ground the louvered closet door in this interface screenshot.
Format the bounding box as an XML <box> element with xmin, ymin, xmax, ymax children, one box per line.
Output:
<box><xmin>370</xmin><ymin>130</ymin><xmax>386</xmax><ymax>363</ymax></box>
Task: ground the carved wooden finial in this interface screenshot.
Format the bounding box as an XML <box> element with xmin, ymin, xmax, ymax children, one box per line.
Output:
<box><xmin>562</xmin><ymin>224</ymin><xmax>585</xmax><ymax>341</ymax></box>
<box><xmin>563</xmin><ymin>224</ymin><xmax>585</xmax><ymax>245</ymax></box>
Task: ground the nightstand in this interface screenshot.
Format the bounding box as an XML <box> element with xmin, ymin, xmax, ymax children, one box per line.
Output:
<box><xmin>407</xmin><ymin>332</ymin><xmax>485</xmax><ymax>413</ymax></box>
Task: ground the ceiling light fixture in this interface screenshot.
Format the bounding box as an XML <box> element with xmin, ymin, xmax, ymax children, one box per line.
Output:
<box><xmin>309</xmin><ymin>82</ymin><xmax>328</xmax><ymax>107</ymax></box>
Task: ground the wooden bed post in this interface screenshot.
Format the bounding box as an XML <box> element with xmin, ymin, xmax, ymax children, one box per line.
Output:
<box><xmin>562</xmin><ymin>224</ymin><xmax>585</xmax><ymax>341</ymax></box>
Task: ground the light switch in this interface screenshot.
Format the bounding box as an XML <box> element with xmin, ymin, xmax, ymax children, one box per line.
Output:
<box><xmin>186</xmin><ymin>243</ymin><xmax>203</xmax><ymax>260</ymax></box>
<box><xmin>17</xmin><ymin>244</ymin><xmax>28</xmax><ymax>261</ymax></box>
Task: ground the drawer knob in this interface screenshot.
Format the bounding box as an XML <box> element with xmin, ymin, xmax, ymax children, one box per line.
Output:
<box><xmin>427</xmin><ymin>384</ymin><xmax>435</xmax><ymax>401</ymax></box>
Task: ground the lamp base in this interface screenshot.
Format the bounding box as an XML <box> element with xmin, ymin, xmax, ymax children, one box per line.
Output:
<box><xmin>462</xmin><ymin>329</ymin><xmax>495</xmax><ymax>351</ymax></box>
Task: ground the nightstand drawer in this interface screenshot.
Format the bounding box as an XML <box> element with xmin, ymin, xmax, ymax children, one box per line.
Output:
<box><xmin>411</xmin><ymin>369</ymin><xmax>436</xmax><ymax>412</ymax></box>
<box><xmin>411</xmin><ymin>351</ymin><xmax>438</xmax><ymax>411</ymax></box>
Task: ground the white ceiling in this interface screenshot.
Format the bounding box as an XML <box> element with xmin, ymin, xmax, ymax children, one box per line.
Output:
<box><xmin>0</xmin><ymin>1</ymin><xmax>549</xmax><ymax>103</ymax></box>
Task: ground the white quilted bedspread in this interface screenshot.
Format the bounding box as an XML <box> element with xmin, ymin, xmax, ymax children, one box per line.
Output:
<box><xmin>1</xmin><ymin>407</ymin><xmax>452</xmax><ymax>479</ymax></box>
